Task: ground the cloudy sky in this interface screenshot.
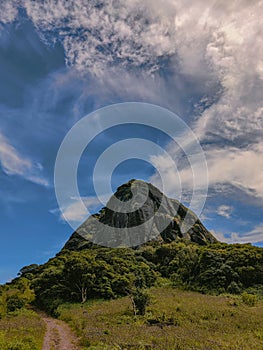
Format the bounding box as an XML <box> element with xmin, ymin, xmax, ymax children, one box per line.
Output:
<box><xmin>0</xmin><ymin>0</ymin><xmax>263</xmax><ymax>282</ymax></box>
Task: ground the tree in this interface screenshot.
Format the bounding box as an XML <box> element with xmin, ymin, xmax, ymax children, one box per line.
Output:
<box><xmin>18</xmin><ymin>264</ymin><xmax>39</xmax><ymax>277</ymax></box>
<box><xmin>62</xmin><ymin>254</ymin><xmax>97</xmax><ymax>303</ymax></box>
<box><xmin>131</xmin><ymin>289</ymin><xmax>150</xmax><ymax>316</ymax></box>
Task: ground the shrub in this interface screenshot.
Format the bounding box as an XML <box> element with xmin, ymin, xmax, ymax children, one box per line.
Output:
<box><xmin>241</xmin><ymin>292</ymin><xmax>257</xmax><ymax>306</ymax></box>
<box><xmin>6</xmin><ymin>295</ymin><xmax>25</xmax><ymax>313</ymax></box>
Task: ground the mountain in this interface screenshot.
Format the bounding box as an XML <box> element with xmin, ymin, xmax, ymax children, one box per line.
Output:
<box><xmin>4</xmin><ymin>180</ymin><xmax>263</xmax><ymax>317</ymax></box>
<box><xmin>63</xmin><ymin>179</ymin><xmax>217</xmax><ymax>251</ymax></box>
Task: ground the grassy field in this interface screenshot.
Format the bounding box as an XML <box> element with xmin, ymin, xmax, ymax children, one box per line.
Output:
<box><xmin>0</xmin><ymin>308</ymin><xmax>45</xmax><ymax>350</ymax></box>
<box><xmin>58</xmin><ymin>287</ymin><xmax>263</xmax><ymax>350</ymax></box>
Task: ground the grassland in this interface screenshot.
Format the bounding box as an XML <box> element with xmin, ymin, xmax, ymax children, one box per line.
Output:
<box><xmin>0</xmin><ymin>308</ymin><xmax>45</xmax><ymax>350</ymax></box>
<box><xmin>58</xmin><ymin>286</ymin><xmax>263</xmax><ymax>350</ymax></box>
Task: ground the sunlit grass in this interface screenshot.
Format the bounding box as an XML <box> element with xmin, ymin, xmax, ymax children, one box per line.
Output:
<box><xmin>0</xmin><ymin>308</ymin><xmax>45</xmax><ymax>350</ymax></box>
<box><xmin>58</xmin><ymin>287</ymin><xmax>263</xmax><ymax>350</ymax></box>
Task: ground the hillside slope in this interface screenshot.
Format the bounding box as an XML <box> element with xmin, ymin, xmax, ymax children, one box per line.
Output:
<box><xmin>57</xmin><ymin>286</ymin><xmax>263</xmax><ymax>350</ymax></box>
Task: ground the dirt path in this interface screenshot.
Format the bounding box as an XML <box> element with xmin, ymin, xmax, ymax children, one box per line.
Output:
<box><xmin>40</xmin><ymin>313</ymin><xmax>80</xmax><ymax>350</ymax></box>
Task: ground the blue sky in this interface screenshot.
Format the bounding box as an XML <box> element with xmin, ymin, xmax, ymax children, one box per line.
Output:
<box><xmin>0</xmin><ymin>0</ymin><xmax>263</xmax><ymax>283</ymax></box>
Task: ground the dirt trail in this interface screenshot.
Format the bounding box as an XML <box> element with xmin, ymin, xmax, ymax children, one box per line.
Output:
<box><xmin>40</xmin><ymin>313</ymin><xmax>80</xmax><ymax>350</ymax></box>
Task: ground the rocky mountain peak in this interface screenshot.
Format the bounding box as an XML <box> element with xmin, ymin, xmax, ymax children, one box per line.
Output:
<box><xmin>63</xmin><ymin>179</ymin><xmax>217</xmax><ymax>250</ymax></box>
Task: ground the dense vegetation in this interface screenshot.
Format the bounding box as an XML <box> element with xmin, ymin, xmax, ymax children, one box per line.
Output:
<box><xmin>1</xmin><ymin>241</ymin><xmax>261</xmax><ymax>315</ymax></box>
<box><xmin>0</xmin><ymin>240</ymin><xmax>262</xmax><ymax>348</ymax></box>
<box><xmin>146</xmin><ymin>241</ymin><xmax>263</xmax><ymax>295</ymax></box>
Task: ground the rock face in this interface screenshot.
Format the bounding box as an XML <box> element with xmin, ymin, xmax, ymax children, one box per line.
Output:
<box><xmin>63</xmin><ymin>179</ymin><xmax>217</xmax><ymax>250</ymax></box>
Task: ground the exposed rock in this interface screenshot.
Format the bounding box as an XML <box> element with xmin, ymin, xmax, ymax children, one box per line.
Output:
<box><xmin>63</xmin><ymin>179</ymin><xmax>217</xmax><ymax>250</ymax></box>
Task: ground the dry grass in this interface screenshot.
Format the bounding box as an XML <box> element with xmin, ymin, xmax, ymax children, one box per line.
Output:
<box><xmin>58</xmin><ymin>287</ymin><xmax>263</xmax><ymax>350</ymax></box>
<box><xmin>0</xmin><ymin>308</ymin><xmax>45</xmax><ymax>350</ymax></box>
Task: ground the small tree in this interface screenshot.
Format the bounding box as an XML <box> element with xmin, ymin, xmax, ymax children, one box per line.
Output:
<box><xmin>131</xmin><ymin>289</ymin><xmax>150</xmax><ymax>316</ymax></box>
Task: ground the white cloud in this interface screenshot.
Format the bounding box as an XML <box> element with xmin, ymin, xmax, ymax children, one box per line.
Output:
<box><xmin>213</xmin><ymin>223</ymin><xmax>263</xmax><ymax>244</ymax></box>
<box><xmin>0</xmin><ymin>131</ymin><xmax>49</xmax><ymax>187</ymax></box>
<box><xmin>2</xmin><ymin>1</ymin><xmax>261</xmax><ymax>139</ymax></box>
<box><xmin>216</xmin><ymin>205</ymin><xmax>233</xmax><ymax>219</ymax></box>
<box><xmin>188</xmin><ymin>1</ymin><xmax>263</xmax><ymax>144</ymax></box>
<box><xmin>1</xmin><ymin>1</ymin><xmax>262</xmax><ymax>101</ymax></box>
<box><xmin>205</xmin><ymin>143</ymin><xmax>263</xmax><ymax>200</ymax></box>
<box><xmin>23</xmin><ymin>0</ymin><xmax>178</xmax><ymax>76</ymax></box>
<box><xmin>0</xmin><ymin>1</ymin><xmax>19</xmax><ymax>24</ymax></box>
<box><xmin>17</xmin><ymin>0</ymin><xmax>262</xmax><ymax>141</ymax></box>
<box><xmin>58</xmin><ymin>196</ymin><xmax>101</xmax><ymax>223</ymax></box>
<box><xmin>17</xmin><ymin>0</ymin><xmax>262</xmax><ymax>107</ymax></box>
<box><xmin>150</xmin><ymin>141</ymin><xmax>263</xmax><ymax>203</ymax></box>
<box><xmin>1</xmin><ymin>1</ymin><xmax>262</xmax><ymax>219</ymax></box>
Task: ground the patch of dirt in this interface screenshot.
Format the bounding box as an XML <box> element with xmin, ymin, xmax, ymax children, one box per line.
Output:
<box><xmin>40</xmin><ymin>313</ymin><xmax>80</xmax><ymax>350</ymax></box>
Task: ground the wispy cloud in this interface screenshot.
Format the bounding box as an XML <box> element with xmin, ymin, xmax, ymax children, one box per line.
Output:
<box><xmin>3</xmin><ymin>1</ymin><xmax>262</xmax><ymax>132</ymax></box>
<box><xmin>150</xmin><ymin>141</ymin><xmax>263</xmax><ymax>204</ymax></box>
<box><xmin>0</xmin><ymin>1</ymin><xmax>19</xmax><ymax>25</ymax></box>
<box><xmin>51</xmin><ymin>196</ymin><xmax>101</xmax><ymax>224</ymax></box>
<box><xmin>23</xmin><ymin>0</ymin><xmax>177</xmax><ymax>76</ymax></box>
<box><xmin>0</xmin><ymin>131</ymin><xmax>49</xmax><ymax>187</ymax></box>
<box><xmin>213</xmin><ymin>223</ymin><xmax>263</xmax><ymax>245</ymax></box>
<box><xmin>19</xmin><ymin>0</ymin><xmax>261</xmax><ymax>204</ymax></box>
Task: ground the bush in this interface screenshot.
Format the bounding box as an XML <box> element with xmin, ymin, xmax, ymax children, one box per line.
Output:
<box><xmin>6</xmin><ymin>295</ymin><xmax>25</xmax><ymax>313</ymax></box>
<box><xmin>241</xmin><ymin>292</ymin><xmax>257</xmax><ymax>306</ymax></box>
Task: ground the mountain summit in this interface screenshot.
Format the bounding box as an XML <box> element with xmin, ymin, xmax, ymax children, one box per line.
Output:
<box><xmin>64</xmin><ymin>179</ymin><xmax>217</xmax><ymax>250</ymax></box>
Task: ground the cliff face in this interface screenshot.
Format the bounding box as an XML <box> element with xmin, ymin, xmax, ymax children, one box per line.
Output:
<box><xmin>63</xmin><ymin>179</ymin><xmax>217</xmax><ymax>250</ymax></box>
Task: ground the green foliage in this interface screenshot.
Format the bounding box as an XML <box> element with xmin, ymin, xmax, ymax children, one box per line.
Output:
<box><xmin>2</xmin><ymin>240</ymin><xmax>262</xmax><ymax>314</ymax></box>
<box><xmin>241</xmin><ymin>292</ymin><xmax>257</xmax><ymax>306</ymax></box>
<box><xmin>6</xmin><ymin>295</ymin><xmax>25</xmax><ymax>313</ymax></box>
<box><xmin>1</xmin><ymin>239</ymin><xmax>263</xmax><ymax>349</ymax></box>
<box><xmin>30</xmin><ymin>248</ymin><xmax>157</xmax><ymax>313</ymax></box>
<box><xmin>0</xmin><ymin>279</ymin><xmax>34</xmax><ymax>318</ymax></box>
<box><xmin>132</xmin><ymin>289</ymin><xmax>150</xmax><ymax>315</ymax></box>
<box><xmin>153</xmin><ymin>242</ymin><xmax>263</xmax><ymax>294</ymax></box>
